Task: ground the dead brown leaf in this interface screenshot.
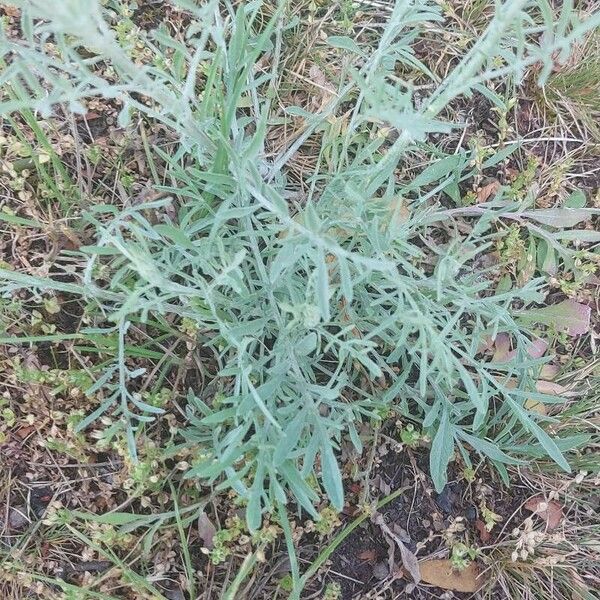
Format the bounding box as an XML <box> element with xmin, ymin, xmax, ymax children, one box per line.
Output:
<box><xmin>358</xmin><ymin>549</ymin><xmax>377</xmax><ymax>562</ymax></box>
<box><xmin>535</xmin><ymin>380</ymin><xmax>568</xmax><ymax>396</ymax></box>
<box><xmin>492</xmin><ymin>333</ymin><xmax>511</xmax><ymax>362</ymax></box>
<box><xmin>397</xmin><ymin>537</ymin><xmax>421</xmax><ymax>584</ymax></box>
<box><xmin>476</xmin><ymin>180</ymin><xmax>501</xmax><ymax>203</ymax></box>
<box><xmin>1</xmin><ymin>4</ymin><xmax>20</xmax><ymax>17</ymax></box>
<box><xmin>493</xmin><ymin>336</ymin><xmax>549</xmax><ymax>363</ymax></box>
<box><xmin>475</xmin><ymin>519</ymin><xmax>491</xmax><ymax>543</ymax></box>
<box><xmin>419</xmin><ymin>559</ymin><xmax>487</xmax><ymax>592</ymax></box>
<box><xmin>373</xmin><ymin>512</ymin><xmax>421</xmax><ymax>583</ymax></box>
<box><xmin>15</xmin><ymin>425</ymin><xmax>35</xmax><ymax>439</ymax></box>
<box><xmin>524</xmin><ymin>495</ymin><xmax>563</xmax><ymax>530</ymax></box>
<box><xmin>525</xmin><ymin>398</ymin><xmax>547</xmax><ymax>415</ymax></box>
<box><xmin>526</xmin><ymin>338</ymin><xmax>549</xmax><ymax>359</ymax></box>
<box><xmin>198</xmin><ymin>511</ymin><xmax>217</xmax><ymax>549</ymax></box>
<box><xmin>527</xmin><ymin>380</ymin><xmax>571</xmax><ymax>414</ymax></box>
<box><xmin>540</xmin><ymin>363</ymin><xmax>560</xmax><ymax>380</ymax></box>
<box><xmin>308</xmin><ymin>65</ymin><xmax>336</xmax><ymax>110</ymax></box>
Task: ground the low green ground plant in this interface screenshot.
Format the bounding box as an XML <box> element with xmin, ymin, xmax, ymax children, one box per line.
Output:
<box><xmin>1</xmin><ymin>2</ymin><xmax>598</xmax><ymax>566</ymax></box>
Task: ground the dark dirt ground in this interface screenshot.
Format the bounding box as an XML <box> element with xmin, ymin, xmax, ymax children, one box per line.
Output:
<box><xmin>314</xmin><ymin>447</ymin><xmax>529</xmax><ymax>600</ymax></box>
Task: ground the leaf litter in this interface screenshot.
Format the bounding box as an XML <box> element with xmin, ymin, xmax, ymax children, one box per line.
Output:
<box><xmin>524</xmin><ymin>495</ymin><xmax>564</xmax><ymax>530</ymax></box>
<box><xmin>418</xmin><ymin>559</ymin><xmax>488</xmax><ymax>592</ymax></box>
<box><xmin>198</xmin><ymin>511</ymin><xmax>217</xmax><ymax>550</ymax></box>
<box><xmin>372</xmin><ymin>511</ymin><xmax>421</xmax><ymax>583</ymax></box>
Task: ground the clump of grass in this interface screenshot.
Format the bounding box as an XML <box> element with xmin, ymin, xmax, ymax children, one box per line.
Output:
<box><xmin>1</xmin><ymin>1</ymin><xmax>599</xmax><ymax>561</ymax></box>
<box><xmin>542</xmin><ymin>31</ymin><xmax>600</xmax><ymax>140</ymax></box>
<box><xmin>484</xmin><ymin>467</ymin><xmax>600</xmax><ymax>600</ymax></box>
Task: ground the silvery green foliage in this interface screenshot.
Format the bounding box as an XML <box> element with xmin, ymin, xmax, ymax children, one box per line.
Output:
<box><xmin>1</xmin><ymin>0</ymin><xmax>598</xmax><ymax>530</ymax></box>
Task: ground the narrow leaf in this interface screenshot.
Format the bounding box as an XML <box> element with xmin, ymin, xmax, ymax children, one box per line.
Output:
<box><xmin>429</xmin><ymin>411</ymin><xmax>454</xmax><ymax>492</ymax></box>
<box><xmin>320</xmin><ymin>440</ymin><xmax>344</xmax><ymax>510</ymax></box>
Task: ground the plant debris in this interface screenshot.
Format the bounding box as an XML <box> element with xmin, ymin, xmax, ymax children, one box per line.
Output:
<box><xmin>523</xmin><ymin>495</ymin><xmax>564</xmax><ymax>530</ymax></box>
<box><xmin>418</xmin><ymin>559</ymin><xmax>488</xmax><ymax>592</ymax></box>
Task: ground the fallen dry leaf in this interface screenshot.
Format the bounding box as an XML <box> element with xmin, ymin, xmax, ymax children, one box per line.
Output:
<box><xmin>525</xmin><ymin>398</ymin><xmax>547</xmax><ymax>415</ymax></box>
<box><xmin>526</xmin><ymin>338</ymin><xmax>549</xmax><ymax>359</ymax></box>
<box><xmin>535</xmin><ymin>380</ymin><xmax>568</xmax><ymax>396</ymax></box>
<box><xmin>373</xmin><ymin>513</ymin><xmax>421</xmax><ymax>583</ymax></box>
<box><xmin>15</xmin><ymin>425</ymin><xmax>35</xmax><ymax>439</ymax></box>
<box><xmin>358</xmin><ymin>549</ymin><xmax>377</xmax><ymax>562</ymax></box>
<box><xmin>491</xmin><ymin>336</ymin><xmax>548</xmax><ymax>363</ymax></box>
<box><xmin>524</xmin><ymin>495</ymin><xmax>563</xmax><ymax>530</ymax></box>
<box><xmin>397</xmin><ymin>537</ymin><xmax>421</xmax><ymax>584</ymax></box>
<box><xmin>198</xmin><ymin>511</ymin><xmax>217</xmax><ymax>550</ymax></box>
<box><xmin>476</xmin><ymin>180</ymin><xmax>501</xmax><ymax>203</ymax></box>
<box><xmin>1</xmin><ymin>4</ymin><xmax>20</xmax><ymax>17</ymax></box>
<box><xmin>308</xmin><ymin>64</ymin><xmax>336</xmax><ymax>110</ymax></box>
<box><xmin>419</xmin><ymin>559</ymin><xmax>487</xmax><ymax>592</ymax></box>
<box><xmin>475</xmin><ymin>520</ymin><xmax>492</xmax><ymax>543</ymax></box>
<box><xmin>388</xmin><ymin>197</ymin><xmax>411</xmax><ymax>227</ymax></box>
<box><xmin>492</xmin><ymin>333</ymin><xmax>511</xmax><ymax>362</ymax></box>
<box><xmin>540</xmin><ymin>363</ymin><xmax>560</xmax><ymax>380</ymax></box>
<box><xmin>348</xmin><ymin>482</ymin><xmax>362</xmax><ymax>494</ymax></box>
<box><xmin>527</xmin><ymin>380</ymin><xmax>572</xmax><ymax>414</ymax></box>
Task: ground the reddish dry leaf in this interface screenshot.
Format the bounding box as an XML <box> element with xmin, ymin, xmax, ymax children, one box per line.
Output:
<box><xmin>476</xmin><ymin>180</ymin><xmax>501</xmax><ymax>203</ymax></box>
<box><xmin>524</xmin><ymin>495</ymin><xmax>563</xmax><ymax>530</ymax></box>
<box><xmin>389</xmin><ymin>197</ymin><xmax>411</xmax><ymax>226</ymax></box>
<box><xmin>75</xmin><ymin>111</ymin><xmax>102</xmax><ymax>123</ymax></box>
<box><xmin>358</xmin><ymin>549</ymin><xmax>377</xmax><ymax>562</ymax></box>
<box><xmin>540</xmin><ymin>363</ymin><xmax>560</xmax><ymax>380</ymax></box>
<box><xmin>477</xmin><ymin>335</ymin><xmax>495</xmax><ymax>355</ymax></box>
<box><xmin>493</xmin><ymin>336</ymin><xmax>548</xmax><ymax>363</ymax></box>
<box><xmin>419</xmin><ymin>559</ymin><xmax>487</xmax><ymax>592</ymax></box>
<box><xmin>506</xmin><ymin>338</ymin><xmax>549</xmax><ymax>361</ymax></box>
<box><xmin>492</xmin><ymin>333</ymin><xmax>511</xmax><ymax>362</ymax></box>
<box><xmin>475</xmin><ymin>520</ymin><xmax>492</xmax><ymax>543</ymax></box>
<box><xmin>349</xmin><ymin>482</ymin><xmax>362</xmax><ymax>494</ymax></box>
<box><xmin>526</xmin><ymin>338</ymin><xmax>549</xmax><ymax>359</ymax></box>
<box><xmin>535</xmin><ymin>380</ymin><xmax>568</xmax><ymax>396</ymax></box>
<box><xmin>527</xmin><ymin>300</ymin><xmax>591</xmax><ymax>336</ymax></box>
<box><xmin>15</xmin><ymin>425</ymin><xmax>35</xmax><ymax>439</ymax></box>
<box><xmin>308</xmin><ymin>64</ymin><xmax>336</xmax><ymax>110</ymax></box>
<box><xmin>40</xmin><ymin>541</ymin><xmax>51</xmax><ymax>558</ymax></box>
<box><xmin>341</xmin><ymin>505</ymin><xmax>359</xmax><ymax>517</ymax></box>
<box><xmin>527</xmin><ymin>380</ymin><xmax>571</xmax><ymax>414</ymax></box>
<box><xmin>505</xmin><ymin>167</ymin><xmax>519</xmax><ymax>182</ymax></box>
